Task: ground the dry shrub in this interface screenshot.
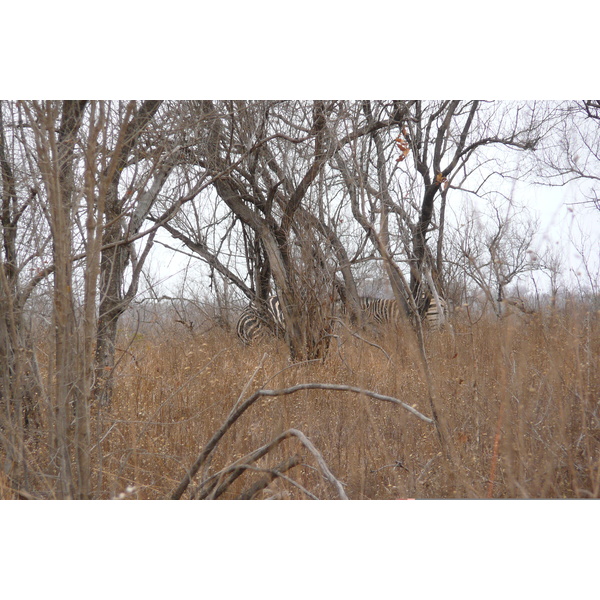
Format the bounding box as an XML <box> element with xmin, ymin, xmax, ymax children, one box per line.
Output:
<box><xmin>2</xmin><ymin>304</ymin><xmax>598</xmax><ymax>499</ymax></box>
<box><xmin>101</xmin><ymin>303</ymin><xmax>600</xmax><ymax>499</ymax></box>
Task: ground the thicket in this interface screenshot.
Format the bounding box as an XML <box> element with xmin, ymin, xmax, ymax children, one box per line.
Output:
<box><xmin>2</xmin><ymin>300</ymin><xmax>597</xmax><ymax>500</ymax></box>
<box><xmin>2</xmin><ymin>100</ymin><xmax>599</xmax><ymax>499</ymax></box>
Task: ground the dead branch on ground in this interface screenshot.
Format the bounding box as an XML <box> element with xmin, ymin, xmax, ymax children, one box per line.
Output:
<box><xmin>170</xmin><ymin>383</ymin><xmax>434</xmax><ymax>500</ymax></box>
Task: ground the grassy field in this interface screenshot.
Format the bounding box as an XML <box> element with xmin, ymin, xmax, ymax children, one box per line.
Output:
<box><xmin>2</xmin><ymin>304</ymin><xmax>599</xmax><ymax>499</ymax></box>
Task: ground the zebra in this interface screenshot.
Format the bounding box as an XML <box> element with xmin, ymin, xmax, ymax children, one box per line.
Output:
<box><xmin>346</xmin><ymin>295</ymin><xmax>448</xmax><ymax>331</ymax></box>
<box><xmin>237</xmin><ymin>293</ymin><xmax>448</xmax><ymax>344</ymax></box>
<box><xmin>236</xmin><ymin>296</ymin><xmax>285</xmax><ymax>345</ymax></box>
<box><xmin>355</xmin><ymin>297</ymin><xmax>404</xmax><ymax>324</ymax></box>
<box><xmin>339</xmin><ymin>297</ymin><xmax>405</xmax><ymax>335</ymax></box>
<box><xmin>424</xmin><ymin>296</ymin><xmax>447</xmax><ymax>331</ymax></box>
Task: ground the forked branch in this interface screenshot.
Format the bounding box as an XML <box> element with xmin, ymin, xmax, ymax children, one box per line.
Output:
<box><xmin>237</xmin><ymin>455</ymin><xmax>306</xmax><ymax>500</ymax></box>
<box><xmin>170</xmin><ymin>383</ymin><xmax>433</xmax><ymax>500</ymax></box>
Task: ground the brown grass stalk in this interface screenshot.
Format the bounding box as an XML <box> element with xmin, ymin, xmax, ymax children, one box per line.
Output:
<box><xmin>486</xmin><ymin>402</ymin><xmax>505</xmax><ymax>498</ymax></box>
<box><xmin>3</xmin><ymin>303</ymin><xmax>598</xmax><ymax>500</ymax></box>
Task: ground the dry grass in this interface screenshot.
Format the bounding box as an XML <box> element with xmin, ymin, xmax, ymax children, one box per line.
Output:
<box><xmin>99</xmin><ymin>305</ymin><xmax>600</xmax><ymax>499</ymax></box>
<box><xmin>3</xmin><ymin>305</ymin><xmax>600</xmax><ymax>499</ymax></box>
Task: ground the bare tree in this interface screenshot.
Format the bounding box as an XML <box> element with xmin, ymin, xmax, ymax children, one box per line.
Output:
<box><xmin>537</xmin><ymin>242</ymin><xmax>564</xmax><ymax>310</ymax></box>
<box><xmin>448</xmin><ymin>198</ymin><xmax>540</xmax><ymax>317</ymax></box>
<box><xmin>157</xmin><ymin>101</ymin><xmax>550</xmax><ymax>344</ymax></box>
<box><xmin>401</xmin><ymin>101</ymin><xmax>546</xmax><ymax>301</ymax></box>
<box><xmin>326</xmin><ymin>101</ymin><xmax>549</xmax><ymax>328</ymax></box>
<box><xmin>161</xmin><ymin>101</ymin><xmax>405</xmax><ymax>360</ymax></box>
<box><xmin>0</xmin><ymin>101</ymin><xmax>53</xmax><ymax>494</ymax></box>
<box><xmin>0</xmin><ymin>100</ymin><xmax>216</xmax><ymax>496</ymax></box>
<box><xmin>44</xmin><ymin>100</ymin><xmax>213</xmax><ymax>406</ymax></box>
<box><xmin>535</xmin><ymin>101</ymin><xmax>600</xmax><ymax>209</ymax></box>
<box><xmin>19</xmin><ymin>100</ymin><xmax>95</xmax><ymax>498</ymax></box>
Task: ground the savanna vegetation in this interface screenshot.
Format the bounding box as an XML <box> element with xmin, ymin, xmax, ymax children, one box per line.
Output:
<box><xmin>1</xmin><ymin>100</ymin><xmax>599</xmax><ymax>499</ymax></box>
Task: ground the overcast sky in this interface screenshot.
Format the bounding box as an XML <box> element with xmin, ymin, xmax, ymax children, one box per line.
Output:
<box><xmin>6</xmin><ymin>5</ymin><xmax>598</xmax><ymax>299</ymax></box>
<box><xmin>141</xmin><ymin>173</ymin><xmax>600</xmax><ymax>302</ymax></box>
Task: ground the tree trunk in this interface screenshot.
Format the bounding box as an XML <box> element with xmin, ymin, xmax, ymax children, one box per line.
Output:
<box><xmin>94</xmin><ymin>100</ymin><xmax>162</xmax><ymax>407</ymax></box>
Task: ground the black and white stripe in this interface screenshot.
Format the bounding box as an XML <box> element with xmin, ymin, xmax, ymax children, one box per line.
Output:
<box><xmin>356</xmin><ymin>297</ymin><xmax>403</xmax><ymax>324</ymax></box>
<box><xmin>236</xmin><ymin>296</ymin><xmax>285</xmax><ymax>345</ymax></box>
<box><xmin>424</xmin><ymin>296</ymin><xmax>447</xmax><ymax>331</ymax></box>
<box><xmin>238</xmin><ymin>293</ymin><xmax>448</xmax><ymax>344</ymax></box>
<box><xmin>347</xmin><ymin>295</ymin><xmax>448</xmax><ymax>331</ymax></box>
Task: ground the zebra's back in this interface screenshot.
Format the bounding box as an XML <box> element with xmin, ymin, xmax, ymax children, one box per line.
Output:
<box><xmin>236</xmin><ymin>296</ymin><xmax>285</xmax><ymax>345</ymax></box>
<box><xmin>359</xmin><ymin>297</ymin><xmax>402</xmax><ymax>324</ymax></box>
<box><xmin>424</xmin><ymin>297</ymin><xmax>447</xmax><ymax>331</ymax></box>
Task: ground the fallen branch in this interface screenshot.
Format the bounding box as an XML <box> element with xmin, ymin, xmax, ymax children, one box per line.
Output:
<box><xmin>195</xmin><ymin>428</ymin><xmax>348</xmax><ymax>500</ymax></box>
<box><xmin>237</xmin><ymin>455</ymin><xmax>306</xmax><ymax>500</ymax></box>
<box><xmin>193</xmin><ymin>430</ymin><xmax>297</xmax><ymax>499</ymax></box>
<box><xmin>170</xmin><ymin>383</ymin><xmax>433</xmax><ymax>500</ymax></box>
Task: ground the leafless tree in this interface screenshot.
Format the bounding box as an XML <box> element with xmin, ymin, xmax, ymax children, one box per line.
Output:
<box><xmin>399</xmin><ymin>102</ymin><xmax>546</xmax><ymax>299</ymax></box>
<box><xmin>155</xmin><ymin>101</ymin><xmax>553</xmax><ymax>348</ymax></box>
<box><xmin>160</xmin><ymin>101</ymin><xmax>406</xmax><ymax>360</ymax></box>
<box><xmin>535</xmin><ymin>100</ymin><xmax>600</xmax><ymax>210</ymax></box>
<box><xmin>26</xmin><ymin>101</ymin><xmax>215</xmax><ymax>407</ymax></box>
<box><xmin>536</xmin><ymin>242</ymin><xmax>564</xmax><ymax>310</ymax></box>
<box><xmin>0</xmin><ymin>101</ymin><xmax>53</xmax><ymax>494</ymax></box>
<box><xmin>330</xmin><ymin>101</ymin><xmax>549</xmax><ymax>326</ymax></box>
<box><xmin>0</xmin><ymin>100</ymin><xmax>217</xmax><ymax>496</ymax></box>
<box><xmin>15</xmin><ymin>100</ymin><xmax>97</xmax><ymax>497</ymax></box>
<box><xmin>447</xmin><ymin>198</ymin><xmax>540</xmax><ymax>317</ymax></box>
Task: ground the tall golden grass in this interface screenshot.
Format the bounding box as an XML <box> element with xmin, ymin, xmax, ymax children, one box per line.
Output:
<box><xmin>2</xmin><ymin>304</ymin><xmax>598</xmax><ymax>499</ymax></box>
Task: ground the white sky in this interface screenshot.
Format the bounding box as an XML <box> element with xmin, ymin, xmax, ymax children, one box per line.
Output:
<box><xmin>142</xmin><ymin>153</ymin><xmax>600</xmax><ymax>300</ymax></box>
<box><xmin>525</xmin><ymin>179</ymin><xmax>600</xmax><ymax>290</ymax></box>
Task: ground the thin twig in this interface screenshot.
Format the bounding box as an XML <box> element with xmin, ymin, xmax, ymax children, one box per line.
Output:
<box><xmin>233</xmin><ymin>352</ymin><xmax>268</xmax><ymax>410</ymax></box>
<box><xmin>333</xmin><ymin>318</ymin><xmax>393</xmax><ymax>363</ymax></box>
<box><xmin>223</xmin><ymin>454</ymin><xmax>303</xmax><ymax>499</ymax></box>
<box><xmin>261</xmin><ymin>357</ymin><xmax>323</xmax><ymax>388</ymax></box>
<box><xmin>200</xmin><ymin>429</ymin><xmax>346</xmax><ymax>500</ymax></box>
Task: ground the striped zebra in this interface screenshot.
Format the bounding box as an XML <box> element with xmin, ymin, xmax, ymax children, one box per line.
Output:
<box><xmin>424</xmin><ymin>296</ymin><xmax>447</xmax><ymax>331</ymax></box>
<box><xmin>236</xmin><ymin>296</ymin><xmax>285</xmax><ymax>345</ymax></box>
<box><xmin>347</xmin><ymin>295</ymin><xmax>448</xmax><ymax>331</ymax></box>
<box><xmin>356</xmin><ymin>297</ymin><xmax>404</xmax><ymax>324</ymax></box>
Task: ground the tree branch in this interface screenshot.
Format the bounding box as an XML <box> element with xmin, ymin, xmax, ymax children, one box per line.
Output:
<box><xmin>170</xmin><ymin>383</ymin><xmax>433</xmax><ymax>499</ymax></box>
